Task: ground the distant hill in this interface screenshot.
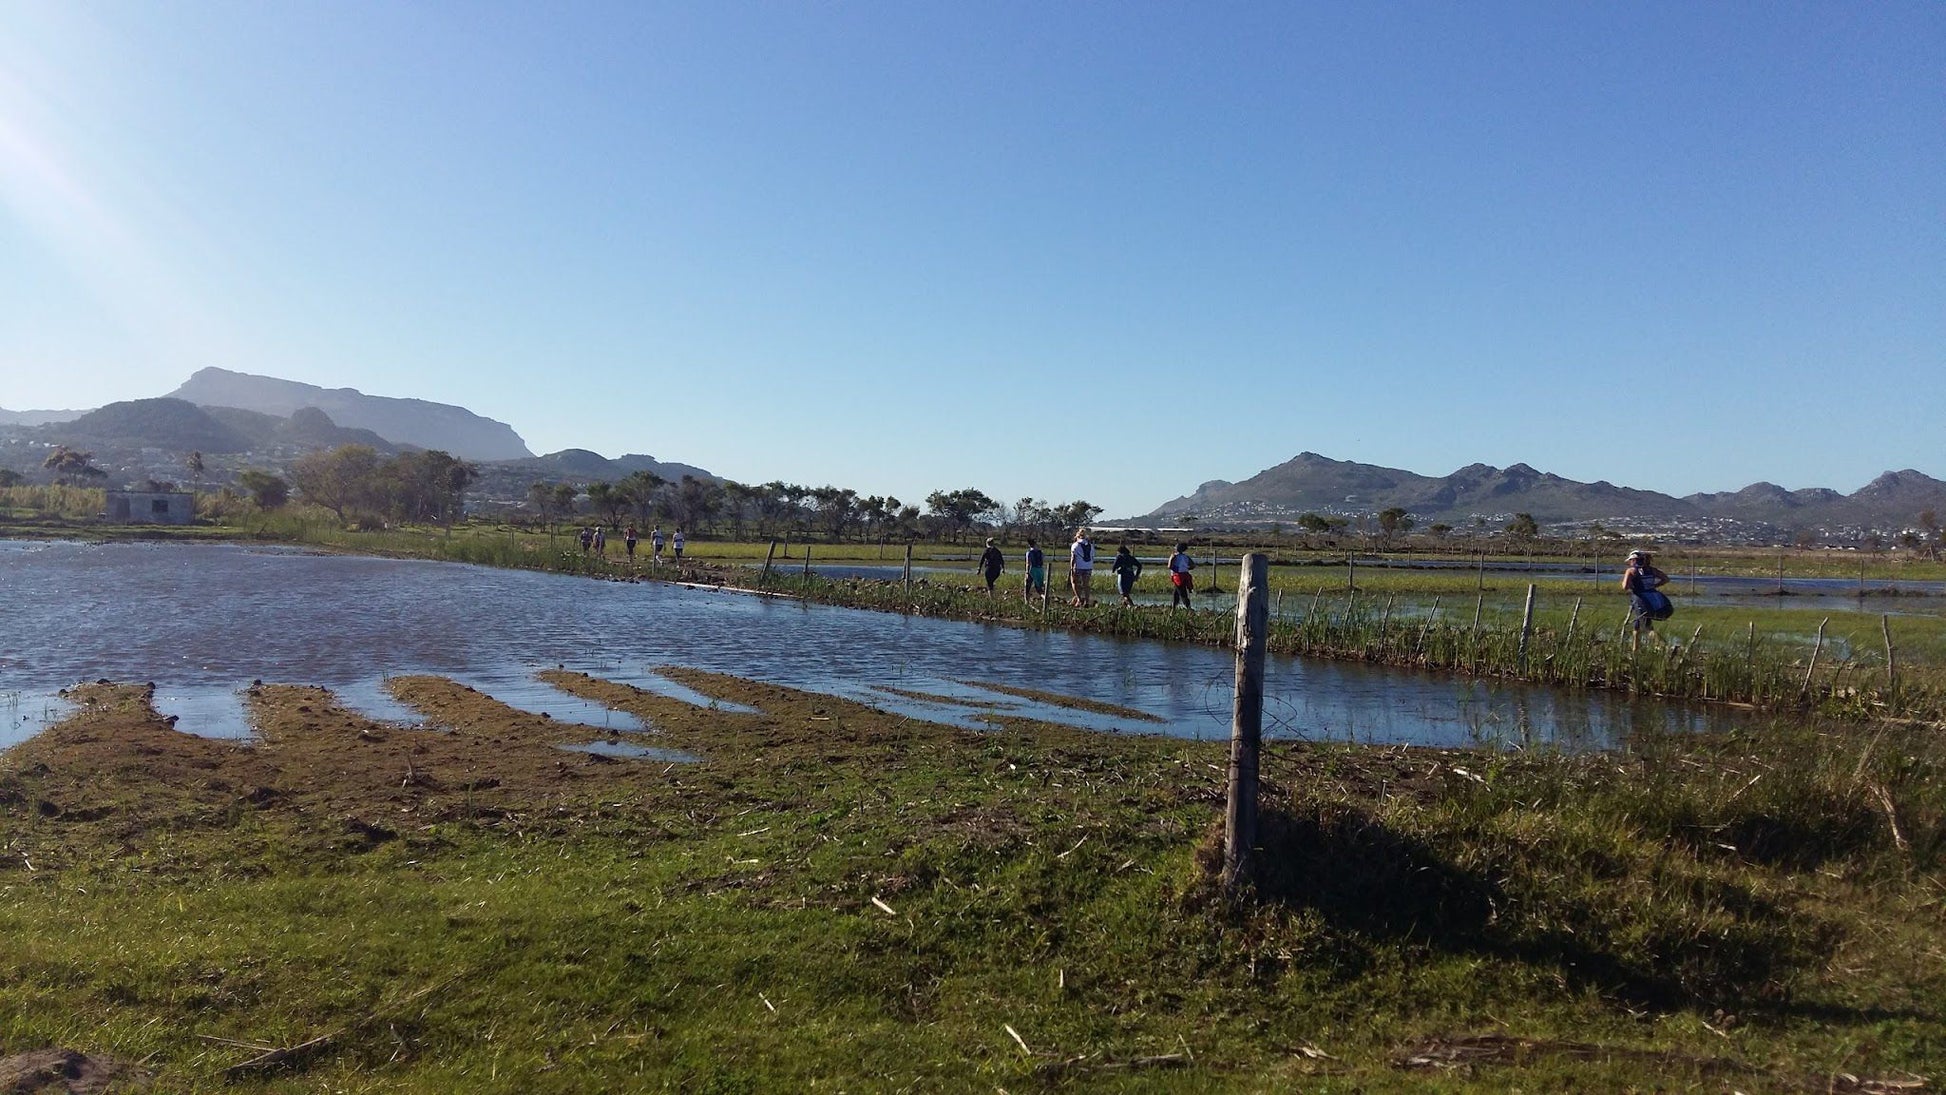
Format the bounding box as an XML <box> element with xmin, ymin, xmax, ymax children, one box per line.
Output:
<box><xmin>53</xmin><ymin>398</ymin><xmax>256</xmax><ymax>454</ymax></box>
<box><xmin>0</xmin><ymin>407</ymin><xmax>84</xmax><ymax>427</ymax></box>
<box><xmin>1140</xmin><ymin>452</ymin><xmax>1946</xmax><ymax>536</ymax></box>
<box><xmin>167</xmin><ymin>367</ymin><xmax>532</xmax><ymax>461</ymax></box>
<box><xmin>525</xmin><ymin>449</ymin><xmax>713</xmax><ymax>483</ymax></box>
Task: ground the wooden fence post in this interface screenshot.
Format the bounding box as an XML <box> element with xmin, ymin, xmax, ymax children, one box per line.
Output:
<box><xmin>802</xmin><ymin>543</ymin><xmax>812</xmax><ymax>579</ymax></box>
<box><xmin>903</xmin><ymin>543</ymin><xmax>913</xmax><ymax>596</ymax></box>
<box><xmin>1803</xmin><ymin>617</ymin><xmax>1828</xmax><ymax>696</ymax></box>
<box><xmin>1517</xmin><ymin>584</ymin><xmax>1537</xmax><ymax>674</ymax></box>
<box><xmin>760</xmin><ymin>540</ymin><xmax>777</xmax><ymax>584</ymax></box>
<box><xmin>1223</xmin><ymin>553</ymin><xmax>1270</xmax><ymax>895</ymax></box>
<box><xmin>1882</xmin><ymin>614</ymin><xmax>1897</xmax><ymax>699</ymax></box>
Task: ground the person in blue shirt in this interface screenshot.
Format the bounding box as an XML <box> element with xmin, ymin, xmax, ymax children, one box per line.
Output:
<box><xmin>1023</xmin><ymin>539</ymin><xmax>1046</xmax><ymax>602</ymax></box>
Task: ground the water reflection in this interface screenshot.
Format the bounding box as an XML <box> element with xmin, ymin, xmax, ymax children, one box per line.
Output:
<box><xmin>0</xmin><ymin>540</ymin><xmax>1752</xmax><ymax>751</ymax></box>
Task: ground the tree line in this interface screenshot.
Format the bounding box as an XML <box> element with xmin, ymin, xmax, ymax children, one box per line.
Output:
<box><xmin>527</xmin><ymin>473</ymin><xmax>1102</xmax><ymax>544</ymax></box>
<box><xmin>227</xmin><ymin>445</ymin><xmax>1101</xmax><ymax>543</ymax></box>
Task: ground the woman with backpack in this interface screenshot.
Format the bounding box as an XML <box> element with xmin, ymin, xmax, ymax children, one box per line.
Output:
<box><xmin>1622</xmin><ymin>549</ymin><xmax>1671</xmax><ymax>647</ymax></box>
<box><xmin>1069</xmin><ymin>529</ymin><xmax>1096</xmax><ymax>607</ymax></box>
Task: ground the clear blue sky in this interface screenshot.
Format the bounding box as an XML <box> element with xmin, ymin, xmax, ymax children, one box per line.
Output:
<box><xmin>3</xmin><ymin>2</ymin><xmax>1941</xmax><ymax>517</ymax></box>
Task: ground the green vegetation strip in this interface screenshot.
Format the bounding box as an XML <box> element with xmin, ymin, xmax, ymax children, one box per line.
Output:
<box><xmin>1</xmin><ymin>674</ymin><xmax>1940</xmax><ymax>1090</ymax></box>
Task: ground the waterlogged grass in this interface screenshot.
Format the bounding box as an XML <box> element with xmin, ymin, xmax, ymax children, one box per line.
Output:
<box><xmin>26</xmin><ymin>516</ymin><xmax>1946</xmax><ymax>717</ymax></box>
<box><xmin>1</xmin><ymin>674</ymin><xmax>1940</xmax><ymax>1090</ymax></box>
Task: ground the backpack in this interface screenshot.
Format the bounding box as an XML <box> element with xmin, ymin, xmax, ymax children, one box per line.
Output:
<box><xmin>1642</xmin><ymin>588</ymin><xmax>1674</xmax><ymax>621</ymax></box>
<box><xmin>1079</xmin><ymin>540</ymin><xmax>1094</xmax><ymax>565</ymax></box>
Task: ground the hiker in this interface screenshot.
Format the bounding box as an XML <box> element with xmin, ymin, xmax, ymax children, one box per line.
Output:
<box><xmin>578</xmin><ymin>526</ymin><xmax>594</xmax><ymax>553</ymax></box>
<box><xmin>650</xmin><ymin>527</ymin><xmax>664</xmax><ymax>564</ymax></box>
<box><xmin>1069</xmin><ymin>528</ymin><xmax>1096</xmax><ymax>607</ymax></box>
<box><xmin>1110</xmin><ymin>543</ymin><xmax>1144</xmax><ymax>606</ymax></box>
<box><xmin>624</xmin><ymin>524</ymin><xmax>638</xmax><ymax>561</ymax></box>
<box><xmin>977</xmin><ymin>537</ymin><xmax>1005</xmax><ymax>596</ymax></box>
<box><xmin>1023</xmin><ymin>538</ymin><xmax>1046</xmax><ymax>603</ymax></box>
<box><xmin>1621</xmin><ymin>549</ymin><xmax>1670</xmax><ymax>646</ymax></box>
<box><xmin>1167</xmin><ymin>542</ymin><xmax>1195</xmax><ymax>609</ymax></box>
<box><xmin>592</xmin><ymin>526</ymin><xmax>606</xmax><ymax>554</ymax></box>
<box><xmin>672</xmin><ymin>528</ymin><xmax>685</xmax><ymax>562</ymax></box>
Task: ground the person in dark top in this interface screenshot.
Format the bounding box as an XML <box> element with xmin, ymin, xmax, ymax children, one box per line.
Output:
<box><xmin>1110</xmin><ymin>543</ymin><xmax>1144</xmax><ymax>606</ymax></box>
<box><xmin>1023</xmin><ymin>538</ymin><xmax>1046</xmax><ymax>603</ymax></box>
<box><xmin>1621</xmin><ymin>549</ymin><xmax>1670</xmax><ymax>648</ymax></box>
<box><xmin>977</xmin><ymin>538</ymin><xmax>1005</xmax><ymax>596</ymax></box>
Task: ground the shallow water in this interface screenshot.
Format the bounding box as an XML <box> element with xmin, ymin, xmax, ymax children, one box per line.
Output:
<box><xmin>0</xmin><ymin>540</ymin><xmax>1750</xmax><ymax>751</ymax></box>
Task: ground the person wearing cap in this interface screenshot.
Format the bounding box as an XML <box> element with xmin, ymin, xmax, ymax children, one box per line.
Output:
<box><xmin>1069</xmin><ymin>528</ymin><xmax>1096</xmax><ymax>607</ymax></box>
<box><xmin>1621</xmin><ymin>549</ymin><xmax>1670</xmax><ymax>645</ymax></box>
<box><xmin>977</xmin><ymin>537</ymin><xmax>1005</xmax><ymax>596</ymax></box>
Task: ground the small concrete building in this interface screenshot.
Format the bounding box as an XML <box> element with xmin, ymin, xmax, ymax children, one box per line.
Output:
<box><xmin>105</xmin><ymin>490</ymin><xmax>195</xmax><ymax>525</ymax></box>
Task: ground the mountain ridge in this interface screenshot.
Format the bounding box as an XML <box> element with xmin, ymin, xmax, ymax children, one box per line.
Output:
<box><xmin>166</xmin><ymin>367</ymin><xmax>532</xmax><ymax>461</ymax></box>
<box><xmin>1140</xmin><ymin>452</ymin><xmax>1945</xmax><ymax>535</ymax></box>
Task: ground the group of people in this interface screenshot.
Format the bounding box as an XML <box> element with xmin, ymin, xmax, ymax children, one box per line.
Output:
<box><xmin>578</xmin><ymin>524</ymin><xmax>683</xmax><ymax>565</ymax></box>
<box><xmin>976</xmin><ymin>529</ymin><xmax>1199</xmax><ymax>609</ymax></box>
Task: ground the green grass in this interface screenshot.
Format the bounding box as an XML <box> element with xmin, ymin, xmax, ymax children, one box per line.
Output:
<box><xmin>2</xmin><ymin>680</ymin><xmax>1941</xmax><ymax>1091</ymax></box>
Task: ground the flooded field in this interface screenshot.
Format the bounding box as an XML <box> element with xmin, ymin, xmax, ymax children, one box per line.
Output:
<box><xmin>0</xmin><ymin>540</ymin><xmax>1749</xmax><ymax>750</ymax></box>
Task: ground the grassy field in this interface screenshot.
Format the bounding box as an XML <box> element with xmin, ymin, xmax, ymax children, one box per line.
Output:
<box><xmin>1</xmin><ymin>668</ymin><xmax>1940</xmax><ymax>1091</ymax></box>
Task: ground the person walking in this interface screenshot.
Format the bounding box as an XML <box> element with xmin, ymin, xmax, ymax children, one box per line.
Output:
<box><xmin>624</xmin><ymin>524</ymin><xmax>638</xmax><ymax>563</ymax></box>
<box><xmin>672</xmin><ymin>528</ymin><xmax>686</xmax><ymax>563</ymax></box>
<box><xmin>650</xmin><ymin>527</ymin><xmax>664</xmax><ymax>565</ymax></box>
<box><xmin>1069</xmin><ymin>528</ymin><xmax>1096</xmax><ymax>607</ymax></box>
<box><xmin>977</xmin><ymin>537</ymin><xmax>1005</xmax><ymax>596</ymax></box>
<box><xmin>1022</xmin><ymin>538</ymin><xmax>1046</xmax><ymax>603</ymax></box>
<box><xmin>1110</xmin><ymin>543</ymin><xmax>1144</xmax><ymax>607</ymax></box>
<box><xmin>1621</xmin><ymin>548</ymin><xmax>1671</xmax><ymax>648</ymax></box>
<box><xmin>592</xmin><ymin>526</ymin><xmax>606</xmax><ymax>555</ymax></box>
<box><xmin>1167</xmin><ymin>542</ymin><xmax>1196</xmax><ymax>609</ymax></box>
<box><xmin>578</xmin><ymin>526</ymin><xmax>594</xmax><ymax>554</ymax></box>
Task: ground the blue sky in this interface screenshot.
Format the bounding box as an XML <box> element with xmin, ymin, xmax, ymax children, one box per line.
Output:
<box><xmin>2</xmin><ymin>2</ymin><xmax>1940</xmax><ymax>517</ymax></box>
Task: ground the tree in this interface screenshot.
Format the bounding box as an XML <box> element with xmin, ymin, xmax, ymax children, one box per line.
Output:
<box><xmin>41</xmin><ymin>446</ymin><xmax>107</xmax><ymax>485</ymax></box>
<box><xmin>586</xmin><ymin>482</ymin><xmax>627</xmax><ymax>529</ymax></box>
<box><xmin>925</xmin><ymin>488</ymin><xmax>1000</xmax><ymax>543</ymax></box>
<box><xmin>1506</xmin><ymin>513</ymin><xmax>1540</xmax><ymax>541</ymax></box>
<box><xmin>292</xmin><ymin>445</ymin><xmax>381</xmax><ymax>521</ymax></box>
<box><xmin>374</xmin><ymin>450</ymin><xmax>474</xmax><ymax>524</ymax></box>
<box><xmin>1050</xmin><ymin>499</ymin><xmax>1102</xmax><ymax>532</ymax></box>
<box><xmin>809</xmin><ymin>485</ymin><xmax>859</xmax><ymax>541</ymax></box>
<box><xmin>673</xmin><ymin>475</ymin><xmax>723</xmax><ymax>533</ymax></box>
<box><xmin>237</xmin><ymin>469</ymin><xmax>289</xmax><ymax>511</ymax></box>
<box><xmin>186</xmin><ymin>451</ymin><xmax>205</xmax><ymax>494</ymax></box>
<box><xmin>0</xmin><ymin>468</ymin><xmax>22</xmax><ymax>489</ymax></box>
<box><xmin>1377</xmin><ymin>507</ymin><xmax>1414</xmax><ymax>544</ymax></box>
<box><xmin>526</xmin><ymin>481</ymin><xmax>557</xmax><ymax>523</ymax></box>
<box><xmin>616</xmin><ymin>470</ymin><xmax>667</xmax><ymax>525</ymax></box>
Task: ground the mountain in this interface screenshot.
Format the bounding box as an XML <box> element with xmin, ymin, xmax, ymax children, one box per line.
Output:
<box><xmin>0</xmin><ymin>407</ymin><xmax>85</xmax><ymax>427</ymax></box>
<box><xmin>529</xmin><ymin>450</ymin><xmax>713</xmax><ymax>482</ymax></box>
<box><xmin>167</xmin><ymin>367</ymin><xmax>532</xmax><ymax>461</ymax></box>
<box><xmin>54</xmin><ymin>399</ymin><xmax>256</xmax><ymax>453</ymax></box>
<box><xmin>1140</xmin><ymin>452</ymin><xmax>1946</xmax><ymax>536</ymax></box>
